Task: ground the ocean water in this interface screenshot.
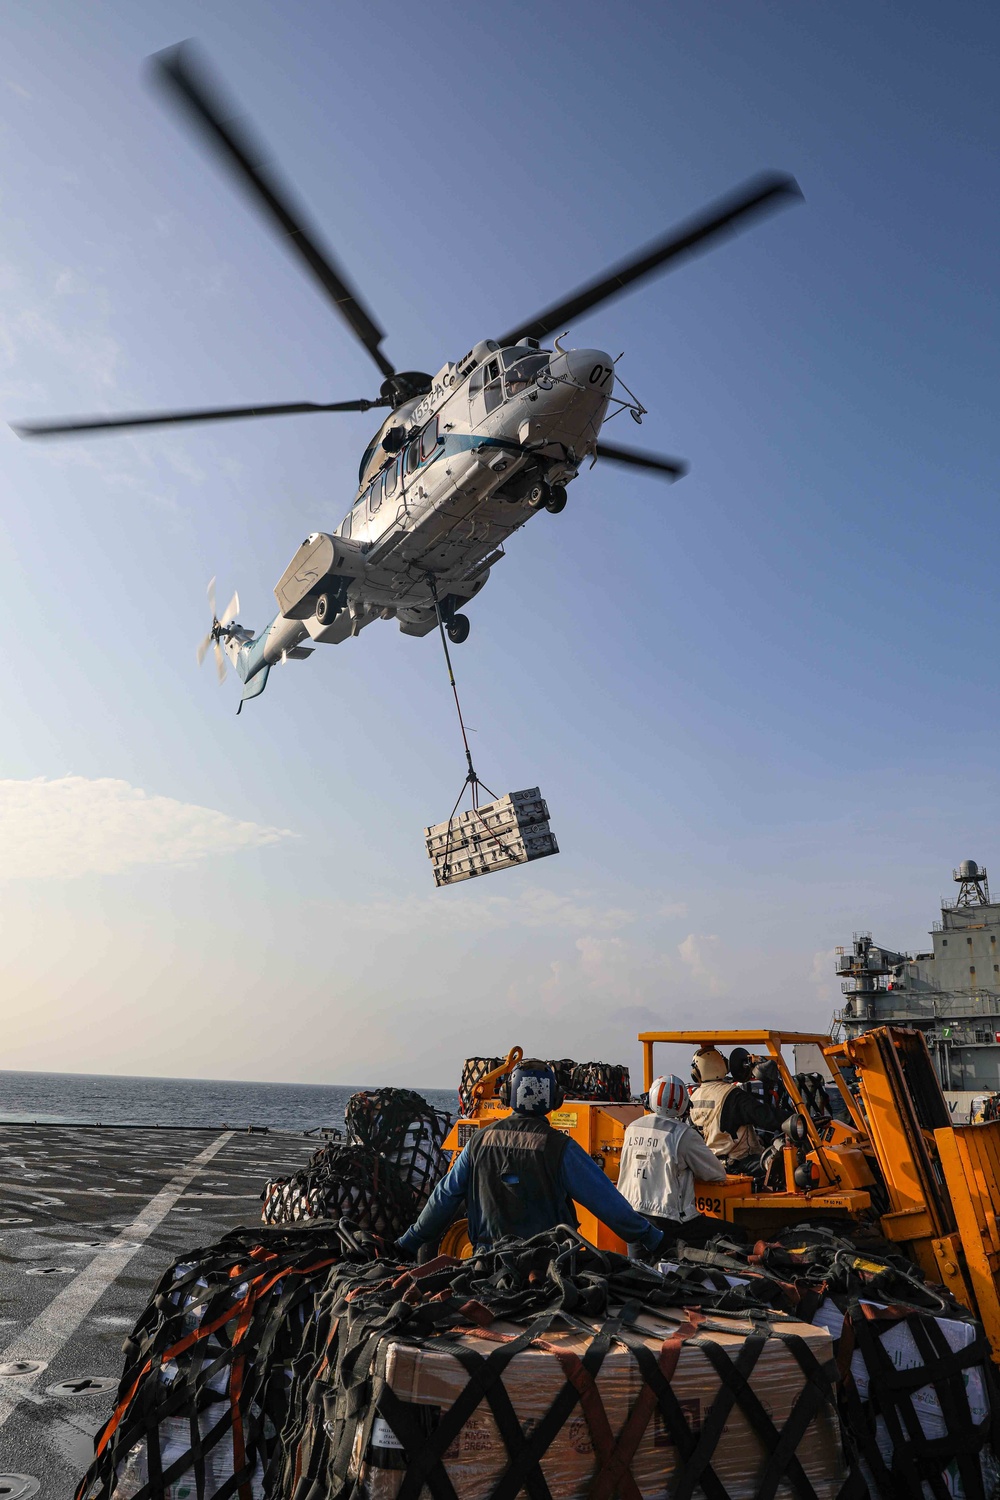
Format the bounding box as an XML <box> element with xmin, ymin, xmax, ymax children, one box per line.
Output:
<box><xmin>0</xmin><ymin>1069</ymin><xmax>456</xmax><ymax>1134</ymax></box>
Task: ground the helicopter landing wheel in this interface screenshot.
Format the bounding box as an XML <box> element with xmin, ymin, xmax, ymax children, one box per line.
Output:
<box><xmin>545</xmin><ymin>484</ymin><xmax>567</xmax><ymax>514</ymax></box>
<box><xmin>525</xmin><ymin>480</ymin><xmax>549</xmax><ymax>510</ymax></box>
<box><xmin>446</xmin><ymin>613</ymin><xmax>470</xmax><ymax>644</ymax></box>
<box><xmin>315</xmin><ymin>592</ymin><xmax>337</xmax><ymax>625</ymax></box>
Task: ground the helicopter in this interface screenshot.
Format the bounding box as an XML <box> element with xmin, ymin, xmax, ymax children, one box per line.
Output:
<box><xmin>14</xmin><ymin>44</ymin><xmax>802</xmax><ymax>710</ymax></box>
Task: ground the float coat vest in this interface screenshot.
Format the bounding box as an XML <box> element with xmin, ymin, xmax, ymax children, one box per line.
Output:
<box><xmin>618</xmin><ymin>1117</ymin><xmax>700</xmax><ymax>1221</ymax></box>
<box><xmin>689</xmin><ymin>1081</ymin><xmax>762</xmax><ymax>1163</ymax></box>
<box><xmin>464</xmin><ymin>1113</ymin><xmax>576</xmax><ymax>1245</ymax></box>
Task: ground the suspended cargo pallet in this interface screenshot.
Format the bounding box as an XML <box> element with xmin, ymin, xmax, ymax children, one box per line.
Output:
<box><xmin>425</xmin><ymin>787</ymin><xmax>558</xmax><ymax>886</ymax></box>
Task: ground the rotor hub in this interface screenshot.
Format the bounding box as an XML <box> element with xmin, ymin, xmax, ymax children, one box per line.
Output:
<box><xmin>380</xmin><ymin>371</ymin><xmax>433</xmax><ymax>408</ymax></box>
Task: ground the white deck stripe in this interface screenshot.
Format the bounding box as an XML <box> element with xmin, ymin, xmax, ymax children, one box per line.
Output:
<box><xmin>0</xmin><ymin>1129</ymin><xmax>234</xmax><ymax>1429</ymax></box>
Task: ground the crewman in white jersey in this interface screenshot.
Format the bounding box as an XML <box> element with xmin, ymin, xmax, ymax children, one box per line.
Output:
<box><xmin>617</xmin><ymin>1073</ymin><xmax>728</xmax><ymax>1254</ymax></box>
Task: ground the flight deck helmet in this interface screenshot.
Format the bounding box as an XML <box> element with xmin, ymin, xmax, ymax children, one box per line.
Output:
<box><xmin>728</xmin><ymin>1047</ymin><xmax>754</xmax><ymax>1083</ymax></box>
<box><xmin>691</xmin><ymin>1047</ymin><xmax>729</xmax><ymax>1085</ymax></box>
<box><xmin>505</xmin><ymin>1059</ymin><xmax>564</xmax><ymax>1116</ymax></box>
<box><xmin>647</xmin><ymin>1075</ymin><xmax>689</xmax><ymax>1119</ymax></box>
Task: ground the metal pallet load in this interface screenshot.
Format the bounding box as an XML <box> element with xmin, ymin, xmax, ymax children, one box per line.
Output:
<box><xmin>425</xmin><ymin>787</ymin><xmax>558</xmax><ymax>886</ymax></box>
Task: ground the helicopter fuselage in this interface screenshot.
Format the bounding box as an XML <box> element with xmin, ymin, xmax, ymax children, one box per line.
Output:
<box><xmin>225</xmin><ymin>338</ymin><xmax>615</xmax><ymax>702</ymax></box>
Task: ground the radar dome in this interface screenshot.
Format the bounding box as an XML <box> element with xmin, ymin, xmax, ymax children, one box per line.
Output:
<box><xmin>960</xmin><ymin>860</ymin><xmax>980</xmax><ymax>879</ymax></box>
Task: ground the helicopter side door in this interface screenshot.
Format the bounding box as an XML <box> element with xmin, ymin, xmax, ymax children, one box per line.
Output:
<box><xmin>468</xmin><ymin>356</ymin><xmax>503</xmax><ymax>430</ymax></box>
<box><xmin>369</xmin><ymin>457</ymin><xmax>401</xmax><ymax>542</ymax></box>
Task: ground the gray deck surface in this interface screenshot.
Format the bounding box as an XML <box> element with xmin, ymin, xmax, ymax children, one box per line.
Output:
<box><xmin>0</xmin><ymin>1122</ymin><xmax>317</xmax><ymax>1495</ymax></box>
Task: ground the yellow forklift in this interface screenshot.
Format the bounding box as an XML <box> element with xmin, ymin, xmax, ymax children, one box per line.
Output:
<box><xmin>443</xmin><ymin>1028</ymin><xmax>1000</xmax><ymax>1360</ymax></box>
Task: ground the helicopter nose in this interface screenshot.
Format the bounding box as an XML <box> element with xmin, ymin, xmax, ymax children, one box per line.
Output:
<box><xmin>561</xmin><ymin>347</ymin><xmax>615</xmax><ymax>395</ymax></box>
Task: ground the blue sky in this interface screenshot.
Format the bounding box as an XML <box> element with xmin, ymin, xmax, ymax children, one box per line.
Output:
<box><xmin>1</xmin><ymin>0</ymin><xmax>997</xmax><ymax>1088</ymax></box>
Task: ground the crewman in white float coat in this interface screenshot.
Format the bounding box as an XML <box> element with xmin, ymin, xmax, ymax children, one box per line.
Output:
<box><xmin>617</xmin><ymin>1073</ymin><xmax>728</xmax><ymax>1254</ymax></box>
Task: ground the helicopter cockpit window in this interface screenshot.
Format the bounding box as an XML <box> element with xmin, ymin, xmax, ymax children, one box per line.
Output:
<box><xmin>484</xmin><ymin>377</ymin><xmax>503</xmax><ymax>414</ymax></box>
<box><xmin>503</xmin><ymin>353</ymin><xmax>549</xmax><ymax>397</ymax></box>
<box><xmin>341</xmin><ymin>510</ymin><xmax>352</xmax><ymax>540</ymax></box>
<box><xmin>420</xmin><ymin>416</ymin><xmax>439</xmax><ymax>461</ymax></box>
<box><xmin>405</xmin><ymin>437</ymin><xmax>421</xmax><ymax>476</ymax></box>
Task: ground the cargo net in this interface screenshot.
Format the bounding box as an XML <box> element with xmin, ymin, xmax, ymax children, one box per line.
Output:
<box><xmin>279</xmin><ymin>1225</ymin><xmax>845</xmax><ymax>1500</ymax></box>
<box><xmin>76</xmin><ymin>1218</ymin><xmax>1000</xmax><ymax>1500</ymax></box>
<box><xmin>457</xmin><ymin>1058</ymin><xmax>630</xmax><ymax>1116</ymax></box>
<box><xmin>568</xmin><ymin>1060</ymin><xmax>631</xmax><ymax>1102</ymax></box>
<box><xmin>457</xmin><ymin>1057</ymin><xmax>502</xmax><ymax>1116</ymax></box>
<box><xmin>670</xmin><ymin>1226</ymin><xmax>1000</xmax><ymax>1500</ymax></box>
<box><xmin>346</xmin><ymin>1087</ymin><xmax>451</xmax><ymax>1211</ymax></box>
<box><xmin>262</xmin><ymin>1088</ymin><xmax>450</xmax><ymax>1237</ymax></box>
<box><xmin>75</xmin><ymin>1220</ymin><xmax>379</xmax><ymax>1500</ymax></box>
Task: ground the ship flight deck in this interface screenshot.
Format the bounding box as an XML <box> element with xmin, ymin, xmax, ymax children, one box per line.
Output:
<box><xmin>0</xmin><ymin>1122</ymin><xmax>317</xmax><ymax>1494</ymax></box>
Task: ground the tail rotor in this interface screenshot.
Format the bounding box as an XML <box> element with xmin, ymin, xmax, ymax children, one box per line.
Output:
<box><xmin>197</xmin><ymin>575</ymin><xmax>240</xmax><ymax>684</ymax></box>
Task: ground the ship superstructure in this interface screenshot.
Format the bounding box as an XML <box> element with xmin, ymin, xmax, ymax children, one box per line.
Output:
<box><xmin>835</xmin><ymin>860</ymin><xmax>1000</xmax><ymax>1098</ymax></box>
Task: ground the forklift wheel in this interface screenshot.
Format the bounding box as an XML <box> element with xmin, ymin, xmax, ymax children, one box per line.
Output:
<box><xmin>438</xmin><ymin>1219</ymin><xmax>475</xmax><ymax>1260</ymax></box>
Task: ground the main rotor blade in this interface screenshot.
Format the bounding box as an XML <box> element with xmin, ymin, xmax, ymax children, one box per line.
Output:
<box><xmin>596</xmin><ymin>441</ymin><xmax>688</xmax><ymax>480</ymax></box>
<box><xmin>196</xmin><ymin>631</ymin><xmax>212</xmax><ymax>666</ymax></box>
<box><xmin>499</xmin><ymin>172</ymin><xmax>802</xmax><ymax>346</ymax></box>
<box><xmin>149</xmin><ymin>42</ymin><xmax>395</xmax><ymax>380</ymax></box>
<box><xmin>13</xmin><ymin>397</ymin><xmax>388</xmax><ymax>440</ymax></box>
<box><xmin>206</xmin><ymin>575</ymin><xmax>217</xmax><ymax>619</ymax></box>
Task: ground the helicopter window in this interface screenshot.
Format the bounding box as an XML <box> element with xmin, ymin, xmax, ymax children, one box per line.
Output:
<box><xmin>385</xmin><ymin>456</ymin><xmax>400</xmax><ymax>499</ymax></box>
<box><xmin>504</xmin><ymin>353</ymin><xmax>548</xmax><ymax>397</ymax></box>
<box><xmin>341</xmin><ymin>510</ymin><xmax>352</xmax><ymax>540</ymax></box>
<box><xmin>485</xmin><ymin>358</ymin><xmax>500</xmax><ymax>383</ymax></box>
<box><xmin>420</xmin><ymin>416</ymin><xmax>440</xmax><ymax>461</ymax></box>
<box><xmin>370</xmin><ymin>474</ymin><xmax>383</xmax><ymax>514</ymax></box>
<box><xmin>484</xmin><ymin>378</ymin><xmax>503</xmax><ymax>415</ymax></box>
<box><xmin>405</xmin><ymin>437</ymin><xmax>421</xmax><ymax>476</ymax></box>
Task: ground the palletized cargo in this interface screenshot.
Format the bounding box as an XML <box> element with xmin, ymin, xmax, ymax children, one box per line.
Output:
<box><xmin>425</xmin><ymin>787</ymin><xmax>558</xmax><ymax>885</ymax></box>
<box><xmin>425</xmin><ymin>793</ymin><xmax>548</xmax><ymax>844</ymax></box>
<box><xmin>279</xmin><ymin>1229</ymin><xmax>849</xmax><ymax>1500</ymax></box>
<box><xmin>262</xmin><ymin>1088</ymin><xmax>449</xmax><ymax>1233</ymax></box>
<box><xmin>426</xmin><ymin>814</ymin><xmax>552</xmax><ymax>858</ymax></box>
<box><xmin>428</xmin><ymin>822</ymin><xmax>554</xmax><ymax>865</ymax></box>
<box><xmin>430</xmin><ymin>829</ymin><xmax>559</xmax><ymax>886</ymax></box>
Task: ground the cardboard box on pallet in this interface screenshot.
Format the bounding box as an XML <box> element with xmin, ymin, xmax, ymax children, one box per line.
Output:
<box><xmin>430</xmin><ymin>830</ymin><xmax>559</xmax><ymax>886</ymax></box>
<box><xmin>426</xmin><ymin>788</ymin><xmax>558</xmax><ymax>886</ymax></box>
<box><xmin>349</xmin><ymin>1308</ymin><xmax>846</xmax><ymax>1500</ymax></box>
<box><xmin>428</xmin><ymin>824</ymin><xmax>555</xmax><ymax>868</ymax></box>
<box><xmin>425</xmin><ymin>790</ymin><xmax>549</xmax><ymax>851</ymax></box>
<box><xmin>426</xmin><ymin>818</ymin><xmax>553</xmax><ymax>860</ymax></box>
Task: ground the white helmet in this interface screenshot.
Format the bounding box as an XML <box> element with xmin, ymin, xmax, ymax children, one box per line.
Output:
<box><xmin>691</xmin><ymin>1047</ymin><xmax>729</xmax><ymax>1084</ymax></box>
<box><xmin>648</xmin><ymin>1075</ymin><xmax>689</xmax><ymax>1119</ymax></box>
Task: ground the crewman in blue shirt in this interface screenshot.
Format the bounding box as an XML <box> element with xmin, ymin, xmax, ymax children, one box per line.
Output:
<box><xmin>397</xmin><ymin>1059</ymin><xmax>665</xmax><ymax>1258</ymax></box>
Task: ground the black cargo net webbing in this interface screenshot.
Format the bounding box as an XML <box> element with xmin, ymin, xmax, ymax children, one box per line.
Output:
<box><xmin>675</xmin><ymin>1226</ymin><xmax>1000</xmax><ymax>1500</ymax></box>
<box><xmin>263</xmin><ymin>1087</ymin><xmax>450</xmax><ymax>1233</ymax></box>
<box><xmin>346</xmin><ymin>1086</ymin><xmax>451</xmax><ymax>1208</ymax></box>
<box><xmin>262</xmin><ymin>1140</ymin><xmax>416</xmax><ymax>1235</ymax></box>
<box><xmin>836</xmin><ymin>1301</ymin><xmax>1000</xmax><ymax>1500</ymax></box>
<box><xmin>280</xmin><ymin>1226</ymin><xmax>840</xmax><ymax>1500</ymax></box>
<box><xmin>457</xmin><ymin>1058</ymin><xmax>631</xmax><ymax>1117</ymax></box>
<box><xmin>458</xmin><ymin>1057</ymin><xmax>504</xmax><ymax>1116</ymax></box>
<box><xmin>76</xmin><ymin>1221</ymin><xmax>382</xmax><ymax>1500</ymax></box>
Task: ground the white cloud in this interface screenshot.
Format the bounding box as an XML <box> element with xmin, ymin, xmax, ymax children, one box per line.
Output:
<box><xmin>0</xmin><ymin>776</ymin><xmax>294</xmax><ymax>879</ymax></box>
<box><xmin>677</xmin><ymin>932</ymin><xmax>726</xmax><ymax>994</ymax></box>
<box><xmin>659</xmin><ymin>900</ymin><xmax>689</xmax><ymax>919</ymax></box>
